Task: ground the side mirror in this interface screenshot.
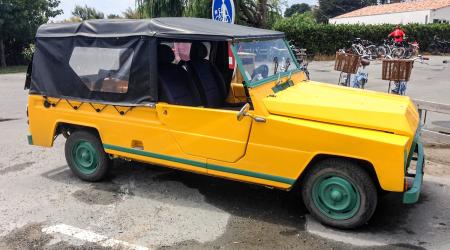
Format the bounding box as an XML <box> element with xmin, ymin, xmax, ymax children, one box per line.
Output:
<box><xmin>237</xmin><ymin>103</ymin><xmax>251</xmax><ymax>121</ymax></box>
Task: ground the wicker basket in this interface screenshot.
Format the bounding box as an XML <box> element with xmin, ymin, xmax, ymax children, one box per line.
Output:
<box><xmin>334</xmin><ymin>52</ymin><xmax>361</xmax><ymax>74</ymax></box>
<box><xmin>382</xmin><ymin>59</ymin><xmax>414</xmax><ymax>82</ymax></box>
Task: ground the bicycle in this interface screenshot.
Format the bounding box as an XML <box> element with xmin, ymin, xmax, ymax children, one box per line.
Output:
<box><xmin>351</xmin><ymin>56</ymin><xmax>371</xmax><ymax>89</ymax></box>
<box><xmin>289</xmin><ymin>41</ymin><xmax>311</xmax><ymax>80</ymax></box>
<box><xmin>429</xmin><ymin>35</ymin><xmax>450</xmax><ymax>55</ymax></box>
<box><xmin>386</xmin><ymin>55</ymin><xmax>429</xmax><ymax>95</ymax></box>
<box><xmin>377</xmin><ymin>39</ymin><xmax>393</xmax><ymax>59</ymax></box>
<box><xmin>377</xmin><ymin>38</ymin><xmax>407</xmax><ymax>59</ymax></box>
<box><xmin>336</xmin><ymin>51</ymin><xmax>371</xmax><ymax>88</ymax></box>
<box><xmin>351</xmin><ymin>38</ymin><xmax>378</xmax><ymax>59</ymax></box>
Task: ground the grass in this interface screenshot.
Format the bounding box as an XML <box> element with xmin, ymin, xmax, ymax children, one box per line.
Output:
<box><xmin>0</xmin><ymin>65</ymin><xmax>27</xmax><ymax>74</ymax></box>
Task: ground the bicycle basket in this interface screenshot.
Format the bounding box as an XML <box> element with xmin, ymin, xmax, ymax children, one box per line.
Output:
<box><xmin>381</xmin><ymin>59</ymin><xmax>414</xmax><ymax>81</ymax></box>
<box><xmin>334</xmin><ymin>52</ymin><xmax>361</xmax><ymax>74</ymax></box>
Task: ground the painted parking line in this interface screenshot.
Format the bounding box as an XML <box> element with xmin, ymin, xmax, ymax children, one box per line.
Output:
<box><xmin>42</xmin><ymin>224</ymin><xmax>150</xmax><ymax>250</ymax></box>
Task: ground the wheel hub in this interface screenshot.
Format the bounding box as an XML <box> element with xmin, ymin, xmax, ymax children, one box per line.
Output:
<box><xmin>72</xmin><ymin>140</ymin><xmax>98</xmax><ymax>175</ymax></box>
<box><xmin>312</xmin><ymin>175</ymin><xmax>360</xmax><ymax>220</ymax></box>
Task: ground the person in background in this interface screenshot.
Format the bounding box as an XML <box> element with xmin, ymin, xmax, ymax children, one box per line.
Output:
<box><xmin>388</xmin><ymin>25</ymin><xmax>406</xmax><ymax>44</ymax></box>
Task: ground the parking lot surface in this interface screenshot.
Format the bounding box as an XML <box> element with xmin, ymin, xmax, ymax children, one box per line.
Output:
<box><xmin>0</xmin><ymin>58</ymin><xmax>450</xmax><ymax>250</ymax></box>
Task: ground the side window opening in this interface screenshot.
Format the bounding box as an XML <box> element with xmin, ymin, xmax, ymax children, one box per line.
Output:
<box><xmin>158</xmin><ymin>40</ymin><xmax>246</xmax><ymax>109</ymax></box>
<box><xmin>160</xmin><ymin>41</ymin><xmax>211</xmax><ymax>65</ymax></box>
<box><xmin>69</xmin><ymin>47</ymin><xmax>134</xmax><ymax>94</ymax></box>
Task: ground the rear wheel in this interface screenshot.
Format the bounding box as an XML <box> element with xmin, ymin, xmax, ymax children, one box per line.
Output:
<box><xmin>301</xmin><ymin>158</ymin><xmax>377</xmax><ymax>229</ymax></box>
<box><xmin>65</xmin><ymin>130</ymin><xmax>111</xmax><ymax>182</ymax></box>
<box><xmin>377</xmin><ymin>46</ymin><xmax>387</xmax><ymax>58</ymax></box>
<box><xmin>392</xmin><ymin>47</ymin><xmax>405</xmax><ymax>58</ymax></box>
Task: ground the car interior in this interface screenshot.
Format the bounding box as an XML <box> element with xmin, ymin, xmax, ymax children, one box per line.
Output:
<box><xmin>157</xmin><ymin>40</ymin><xmax>246</xmax><ymax>109</ymax></box>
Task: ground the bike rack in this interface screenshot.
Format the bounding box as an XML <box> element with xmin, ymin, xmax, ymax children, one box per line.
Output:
<box><xmin>414</xmin><ymin>99</ymin><xmax>450</xmax><ymax>145</ymax></box>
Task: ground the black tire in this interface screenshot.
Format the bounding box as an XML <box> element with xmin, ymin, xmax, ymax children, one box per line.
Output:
<box><xmin>301</xmin><ymin>158</ymin><xmax>377</xmax><ymax>229</ymax></box>
<box><xmin>392</xmin><ymin>47</ymin><xmax>405</xmax><ymax>58</ymax></box>
<box><xmin>65</xmin><ymin>130</ymin><xmax>111</xmax><ymax>182</ymax></box>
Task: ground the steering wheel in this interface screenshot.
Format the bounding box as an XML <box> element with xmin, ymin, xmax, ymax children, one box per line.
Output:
<box><xmin>251</xmin><ymin>64</ymin><xmax>269</xmax><ymax>82</ymax></box>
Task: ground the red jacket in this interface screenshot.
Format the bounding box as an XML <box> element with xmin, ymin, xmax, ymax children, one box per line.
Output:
<box><xmin>389</xmin><ymin>29</ymin><xmax>405</xmax><ymax>43</ymax></box>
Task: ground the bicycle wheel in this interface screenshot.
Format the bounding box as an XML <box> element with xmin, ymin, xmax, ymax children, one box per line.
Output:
<box><xmin>367</xmin><ymin>46</ymin><xmax>378</xmax><ymax>59</ymax></box>
<box><xmin>392</xmin><ymin>47</ymin><xmax>405</xmax><ymax>58</ymax></box>
<box><xmin>404</xmin><ymin>49</ymin><xmax>413</xmax><ymax>59</ymax></box>
<box><xmin>429</xmin><ymin>44</ymin><xmax>440</xmax><ymax>55</ymax></box>
<box><xmin>352</xmin><ymin>44</ymin><xmax>363</xmax><ymax>55</ymax></box>
<box><xmin>377</xmin><ymin>46</ymin><xmax>387</xmax><ymax>58</ymax></box>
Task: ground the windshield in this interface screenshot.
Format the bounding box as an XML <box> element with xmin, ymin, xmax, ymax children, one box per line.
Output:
<box><xmin>234</xmin><ymin>39</ymin><xmax>298</xmax><ymax>83</ymax></box>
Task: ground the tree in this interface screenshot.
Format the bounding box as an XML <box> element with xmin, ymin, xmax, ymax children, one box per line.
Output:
<box><xmin>0</xmin><ymin>0</ymin><xmax>62</xmax><ymax>67</ymax></box>
<box><xmin>107</xmin><ymin>14</ymin><xmax>122</xmax><ymax>19</ymax></box>
<box><xmin>123</xmin><ymin>7</ymin><xmax>140</xmax><ymax>19</ymax></box>
<box><xmin>284</xmin><ymin>3</ymin><xmax>311</xmax><ymax>17</ymax></box>
<box><xmin>136</xmin><ymin>0</ymin><xmax>285</xmax><ymax>28</ymax></box>
<box><xmin>72</xmin><ymin>5</ymin><xmax>105</xmax><ymax>20</ymax></box>
<box><xmin>236</xmin><ymin>0</ymin><xmax>286</xmax><ymax>28</ymax></box>
<box><xmin>184</xmin><ymin>0</ymin><xmax>211</xmax><ymax>19</ymax></box>
<box><xmin>136</xmin><ymin>0</ymin><xmax>184</xmax><ymax>18</ymax></box>
<box><xmin>314</xmin><ymin>0</ymin><xmax>377</xmax><ymax>23</ymax></box>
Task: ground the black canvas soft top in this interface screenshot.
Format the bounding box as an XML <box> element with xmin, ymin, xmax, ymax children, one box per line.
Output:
<box><xmin>36</xmin><ymin>17</ymin><xmax>285</xmax><ymax>41</ymax></box>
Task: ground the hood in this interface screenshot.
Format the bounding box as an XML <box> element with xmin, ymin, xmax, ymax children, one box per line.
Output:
<box><xmin>263</xmin><ymin>81</ymin><xmax>419</xmax><ymax>137</ymax></box>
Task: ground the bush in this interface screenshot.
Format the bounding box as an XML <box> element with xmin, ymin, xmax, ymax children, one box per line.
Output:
<box><xmin>22</xmin><ymin>44</ymin><xmax>35</xmax><ymax>62</ymax></box>
<box><xmin>273</xmin><ymin>17</ymin><xmax>450</xmax><ymax>55</ymax></box>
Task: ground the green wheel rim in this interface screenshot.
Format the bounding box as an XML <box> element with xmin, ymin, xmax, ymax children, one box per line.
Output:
<box><xmin>312</xmin><ymin>175</ymin><xmax>360</xmax><ymax>220</ymax></box>
<box><xmin>72</xmin><ymin>140</ymin><xmax>99</xmax><ymax>175</ymax></box>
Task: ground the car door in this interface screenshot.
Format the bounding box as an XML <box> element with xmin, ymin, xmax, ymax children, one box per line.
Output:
<box><xmin>156</xmin><ymin>103</ymin><xmax>252</xmax><ymax>163</ymax></box>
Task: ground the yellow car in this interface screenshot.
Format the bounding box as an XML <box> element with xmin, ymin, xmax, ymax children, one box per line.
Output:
<box><xmin>25</xmin><ymin>18</ymin><xmax>424</xmax><ymax>229</ymax></box>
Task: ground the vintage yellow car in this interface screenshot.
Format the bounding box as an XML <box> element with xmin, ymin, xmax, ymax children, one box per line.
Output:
<box><xmin>25</xmin><ymin>18</ymin><xmax>424</xmax><ymax>229</ymax></box>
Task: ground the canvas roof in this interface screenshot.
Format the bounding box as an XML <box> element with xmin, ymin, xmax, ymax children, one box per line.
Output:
<box><xmin>334</xmin><ymin>0</ymin><xmax>450</xmax><ymax>19</ymax></box>
<box><xmin>36</xmin><ymin>17</ymin><xmax>285</xmax><ymax>41</ymax></box>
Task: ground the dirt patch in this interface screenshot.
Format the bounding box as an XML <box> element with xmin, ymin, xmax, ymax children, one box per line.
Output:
<box><xmin>425</xmin><ymin>147</ymin><xmax>450</xmax><ymax>165</ymax></box>
<box><xmin>0</xmin><ymin>223</ymin><xmax>116</xmax><ymax>250</ymax></box>
<box><xmin>163</xmin><ymin>215</ymin><xmax>424</xmax><ymax>250</ymax></box>
<box><xmin>72</xmin><ymin>181</ymin><xmax>132</xmax><ymax>205</ymax></box>
<box><xmin>0</xmin><ymin>162</ymin><xmax>34</xmax><ymax>175</ymax></box>
<box><xmin>421</xmin><ymin>146</ymin><xmax>450</xmax><ymax>177</ymax></box>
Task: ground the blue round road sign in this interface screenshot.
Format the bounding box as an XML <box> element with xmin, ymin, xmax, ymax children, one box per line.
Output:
<box><xmin>212</xmin><ymin>0</ymin><xmax>235</xmax><ymax>24</ymax></box>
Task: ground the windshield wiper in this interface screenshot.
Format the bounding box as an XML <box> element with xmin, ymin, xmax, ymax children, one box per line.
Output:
<box><xmin>273</xmin><ymin>56</ymin><xmax>279</xmax><ymax>75</ymax></box>
<box><xmin>284</xmin><ymin>58</ymin><xmax>291</xmax><ymax>72</ymax></box>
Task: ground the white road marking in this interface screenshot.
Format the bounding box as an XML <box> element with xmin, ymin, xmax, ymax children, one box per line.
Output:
<box><xmin>42</xmin><ymin>224</ymin><xmax>150</xmax><ymax>250</ymax></box>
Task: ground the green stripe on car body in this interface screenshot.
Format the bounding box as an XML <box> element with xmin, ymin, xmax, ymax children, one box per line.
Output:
<box><xmin>27</xmin><ymin>135</ymin><xmax>33</xmax><ymax>145</ymax></box>
<box><xmin>103</xmin><ymin>144</ymin><xmax>205</xmax><ymax>168</ymax></box>
<box><xmin>103</xmin><ymin>144</ymin><xmax>296</xmax><ymax>185</ymax></box>
<box><xmin>207</xmin><ymin>163</ymin><xmax>296</xmax><ymax>185</ymax></box>
<box><xmin>405</xmin><ymin>128</ymin><xmax>420</xmax><ymax>170</ymax></box>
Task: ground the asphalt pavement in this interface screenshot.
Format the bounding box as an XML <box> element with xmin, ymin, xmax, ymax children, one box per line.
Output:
<box><xmin>0</xmin><ymin>59</ymin><xmax>450</xmax><ymax>250</ymax></box>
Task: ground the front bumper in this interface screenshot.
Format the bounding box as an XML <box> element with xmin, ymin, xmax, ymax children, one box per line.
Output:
<box><xmin>403</xmin><ymin>138</ymin><xmax>425</xmax><ymax>204</ymax></box>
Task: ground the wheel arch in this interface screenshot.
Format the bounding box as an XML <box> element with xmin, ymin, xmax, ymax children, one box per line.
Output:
<box><xmin>294</xmin><ymin>154</ymin><xmax>382</xmax><ymax>192</ymax></box>
<box><xmin>54</xmin><ymin>121</ymin><xmax>102</xmax><ymax>142</ymax></box>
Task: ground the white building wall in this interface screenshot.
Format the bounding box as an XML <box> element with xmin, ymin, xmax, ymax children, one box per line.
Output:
<box><xmin>330</xmin><ymin>10</ymin><xmax>431</xmax><ymax>25</ymax></box>
<box><xmin>431</xmin><ymin>6</ymin><xmax>450</xmax><ymax>22</ymax></box>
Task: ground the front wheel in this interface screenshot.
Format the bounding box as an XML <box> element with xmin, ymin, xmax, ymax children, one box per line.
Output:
<box><xmin>65</xmin><ymin>130</ymin><xmax>111</xmax><ymax>182</ymax></box>
<box><xmin>392</xmin><ymin>47</ymin><xmax>406</xmax><ymax>58</ymax></box>
<box><xmin>301</xmin><ymin>158</ymin><xmax>377</xmax><ymax>229</ymax></box>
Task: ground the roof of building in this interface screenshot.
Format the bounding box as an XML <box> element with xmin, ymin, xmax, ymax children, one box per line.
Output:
<box><xmin>333</xmin><ymin>0</ymin><xmax>450</xmax><ymax>19</ymax></box>
<box><xmin>36</xmin><ymin>17</ymin><xmax>284</xmax><ymax>41</ymax></box>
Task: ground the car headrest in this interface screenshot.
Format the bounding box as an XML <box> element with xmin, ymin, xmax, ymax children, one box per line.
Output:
<box><xmin>190</xmin><ymin>42</ymin><xmax>208</xmax><ymax>60</ymax></box>
<box><xmin>158</xmin><ymin>44</ymin><xmax>175</xmax><ymax>64</ymax></box>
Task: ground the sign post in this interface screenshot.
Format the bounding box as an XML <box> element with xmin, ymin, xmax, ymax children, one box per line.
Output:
<box><xmin>212</xmin><ymin>0</ymin><xmax>235</xmax><ymax>24</ymax></box>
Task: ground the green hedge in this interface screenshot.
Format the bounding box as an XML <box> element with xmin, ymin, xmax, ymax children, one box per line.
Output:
<box><xmin>273</xmin><ymin>16</ymin><xmax>450</xmax><ymax>55</ymax></box>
